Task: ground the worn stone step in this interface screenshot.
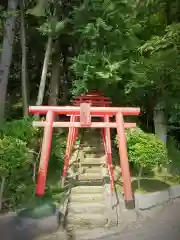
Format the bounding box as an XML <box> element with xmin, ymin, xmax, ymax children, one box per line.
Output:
<box><xmin>82</xmin><ymin>136</ymin><xmax>101</xmax><ymax>140</ymax></box>
<box><xmin>82</xmin><ymin>146</ymin><xmax>104</xmax><ymax>152</ymax></box>
<box><xmin>78</xmin><ymin>160</ymin><xmax>104</xmax><ymax>166</ymax></box>
<box><xmin>70</xmin><ymin>193</ymin><xmax>104</xmax><ymax>203</ymax></box>
<box><xmin>82</xmin><ymin>137</ymin><xmax>101</xmax><ymax>142</ymax></box>
<box><xmin>82</xmin><ymin>142</ymin><xmax>102</xmax><ymax>147</ymax></box>
<box><xmin>83</xmin><ymin>166</ymin><xmax>102</xmax><ymax>173</ymax></box>
<box><xmin>68</xmin><ymin>227</ymin><xmax>117</xmax><ymax>240</ymax></box>
<box><xmin>72</xmin><ymin>179</ymin><xmax>104</xmax><ymax>186</ymax></box>
<box><xmin>84</xmin><ymin>152</ymin><xmax>105</xmax><ymax>158</ymax></box>
<box><xmin>82</xmin><ymin>145</ymin><xmax>104</xmax><ymax>150</ymax></box>
<box><xmin>68</xmin><ymin>202</ymin><xmax>106</xmax><ymax>214</ymax></box>
<box><xmin>71</xmin><ymin>186</ymin><xmax>104</xmax><ymax>194</ymax></box>
<box><xmin>78</xmin><ymin>172</ymin><xmax>102</xmax><ymax>181</ymax></box>
<box><xmin>67</xmin><ymin>213</ymin><xmax>107</xmax><ymax>227</ymax></box>
<box><xmin>70</xmin><ymin>164</ymin><xmax>103</xmax><ymax>172</ymax></box>
<box><xmin>82</xmin><ymin>157</ymin><xmax>106</xmax><ymax>163</ymax></box>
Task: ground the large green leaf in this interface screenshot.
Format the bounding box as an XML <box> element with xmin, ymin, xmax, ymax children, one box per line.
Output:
<box><xmin>27</xmin><ymin>0</ymin><xmax>49</xmax><ymax>17</ymax></box>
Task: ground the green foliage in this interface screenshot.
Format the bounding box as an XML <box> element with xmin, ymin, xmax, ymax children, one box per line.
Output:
<box><xmin>0</xmin><ymin>136</ymin><xmax>33</xmax><ymax>172</ymax></box>
<box><xmin>116</xmin><ymin>128</ymin><xmax>168</xmax><ymax>169</ymax></box>
<box><xmin>0</xmin><ymin>118</ymin><xmax>40</xmax><ymax>210</ymax></box>
<box><xmin>49</xmin><ymin>132</ymin><xmax>66</xmax><ymax>173</ymax></box>
<box><xmin>0</xmin><ymin>117</ymin><xmax>40</xmax><ymax>145</ymax></box>
<box><xmin>27</xmin><ymin>0</ymin><xmax>49</xmax><ymax>17</ymax></box>
<box><xmin>128</xmin><ymin>21</ymin><xmax>180</xmax><ymax>112</ymax></box>
<box><xmin>167</xmin><ymin>137</ymin><xmax>180</xmax><ymax>174</ymax></box>
<box><xmin>0</xmin><ymin>135</ymin><xmax>34</xmax><ymax>209</ymax></box>
<box><xmin>0</xmin><ymin>117</ymin><xmax>67</xmax><ymax>211</ymax></box>
<box><xmin>71</xmin><ymin>0</ymin><xmax>140</xmax><ymax>95</ymax></box>
<box><xmin>27</xmin><ymin>0</ymin><xmax>68</xmax><ymax>37</ymax></box>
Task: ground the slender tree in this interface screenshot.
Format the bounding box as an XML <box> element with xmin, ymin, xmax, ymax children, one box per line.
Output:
<box><xmin>0</xmin><ymin>0</ymin><xmax>19</xmax><ymax>124</ymax></box>
<box><xmin>20</xmin><ymin>0</ymin><xmax>28</xmax><ymax>116</ymax></box>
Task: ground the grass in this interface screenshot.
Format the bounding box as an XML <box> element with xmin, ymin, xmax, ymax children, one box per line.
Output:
<box><xmin>132</xmin><ymin>178</ymin><xmax>169</xmax><ymax>193</ymax></box>
<box><xmin>116</xmin><ymin>175</ymin><xmax>180</xmax><ymax>194</ymax></box>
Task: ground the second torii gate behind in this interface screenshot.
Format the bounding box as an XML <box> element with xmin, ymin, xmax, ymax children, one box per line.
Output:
<box><xmin>29</xmin><ymin>92</ymin><xmax>140</xmax><ymax>209</ymax></box>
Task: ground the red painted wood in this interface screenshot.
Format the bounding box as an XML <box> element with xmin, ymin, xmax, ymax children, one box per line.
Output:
<box><xmin>36</xmin><ymin>111</ymin><xmax>54</xmax><ymax>196</ymax></box>
<box><xmin>73</xmin><ymin>101</ymin><xmax>111</xmax><ymax>106</ymax></box>
<box><xmin>74</xmin><ymin>96</ymin><xmax>111</xmax><ymax>101</ymax></box>
<box><xmin>29</xmin><ymin>91</ymin><xmax>140</xmax><ymax>206</ymax></box>
<box><xmin>61</xmin><ymin>115</ymin><xmax>78</xmax><ymax>187</ymax></box>
<box><xmin>73</xmin><ymin>92</ymin><xmax>112</xmax><ymax>107</ymax></box>
<box><xmin>29</xmin><ymin>106</ymin><xmax>140</xmax><ymax>116</ymax></box>
<box><xmin>80</xmin><ymin>103</ymin><xmax>91</xmax><ymax>127</ymax></box>
<box><xmin>103</xmin><ymin>115</ymin><xmax>115</xmax><ymax>192</ymax></box>
<box><xmin>32</xmin><ymin>121</ymin><xmax>136</xmax><ymax>128</ymax></box>
<box><xmin>67</xmin><ymin>114</ymin><xmax>114</xmax><ymax>117</ymax></box>
<box><xmin>116</xmin><ymin>111</ymin><xmax>133</xmax><ymax>202</ymax></box>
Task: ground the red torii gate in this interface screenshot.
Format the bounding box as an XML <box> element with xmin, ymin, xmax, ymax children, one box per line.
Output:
<box><xmin>29</xmin><ymin>92</ymin><xmax>140</xmax><ymax>209</ymax></box>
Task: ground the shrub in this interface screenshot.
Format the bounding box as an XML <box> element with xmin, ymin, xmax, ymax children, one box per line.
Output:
<box><xmin>0</xmin><ymin>117</ymin><xmax>40</xmax><ymax>147</ymax></box>
<box><xmin>167</xmin><ymin>137</ymin><xmax>180</xmax><ymax>174</ymax></box>
<box><xmin>125</xmin><ymin>128</ymin><xmax>168</xmax><ymax>168</ymax></box>
<box><xmin>0</xmin><ymin>118</ymin><xmax>67</xmax><ymax>211</ymax></box>
<box><xmin>0</xmin><ymin>136</ymin><xmax>34</xmax><ymax>210</ymax></box>
<box><xmin>115</xmin><ymin>127</ymin><xmax>168</xmax><ymax>188</ymax></box>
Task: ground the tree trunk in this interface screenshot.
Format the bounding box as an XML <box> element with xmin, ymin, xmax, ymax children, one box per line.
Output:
<box><xmin>137</xmin><ymin>166</ymin><xmax>143</xmax><ymax>189</ymax></box>
<box><xmin>0</xmin><ymin>177</ymin><xmax>6</xmax><ymax>211</ymax></box>
<box><xmin>153</xmin><ymin>107</ymin><xmax>167</xmax><ymax>145</ymax></box>
<box><xmin>33</xmin><ymin>162</ymin><xmax>36</xmax><ymax>183</ymax></box>
<box><xmin>36</xmin><ymin>36</ymin><xmax>52</xmax><ymax>106</ymax></box>
<box><xmin>20</xmin><ymin>0</ymin><xmax>28</xmax><ymax>116</ymax></box>
<box><xmin>48</xmin><ymin>40</ymin><xmax>60</xmax><ymax>106</ymax></box>
<box><xmin>0</xmin><ymin>0</ymin><xmax>19</xmax><ymax>124</ymax></box>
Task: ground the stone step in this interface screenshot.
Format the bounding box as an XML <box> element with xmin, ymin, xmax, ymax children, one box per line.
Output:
<box><xmin>71</xmin><ymin>179</ymin><xmax>104</xmax><ymax>186</ymax></box>
<box><xmin>82</xmin><ymin>132</ymin><xmax>101</xmax><ymax>138</ymax></box>
<box><xmin>82</xmin><ymin>137</ymin><xmax>102</xmax><ymax>142</ymax></box>
<box><xmin>70</xmin><ymin>193</ymin><xmax>104</xmax><ymax>203</ymax></box>
<box><xmin>67</xmin><ymin>213</ymin><xmax>107</xmax><ymax>227</ymax></box>
<box><xmin>83</xmin><ymin>166</ymin><xmax>102</xmax><ymax>173</ymax></box>
<box><xmin>82</xmin><ymin>157</ymin><xmax>106</xmax><ymax>163</ymax></box>
<box><xmin>68</xmin><ymin>227</ymin><xmax>117</xmax><ymax>240</ymax></box>
<box><xmin>67</xmin><ymin>166</ymin><xmax>102</xmax><ymax>178</ymax></box>
<box><xmin>84</xmin><ymin>152</ymin><xmax>105</xmax><ymax>158</ymax></box>
<box><xmin>82</xmin><ymin>145</ymin><xmax>104</xmax><ymax>150</ymax></box>
<box><xmin>68</xmin><ymin>202</ymin><xmax>106</xmax><ymax>214</ymax></box>
<box><xmin>74</xmin><ymin>160</ymin><xmax>104</xmax><ymax>166</ymax></box>
<box><xmin>78</xmin><ymin>172</ymin><xmax>102</xmax><ymax>181</ymax></box>
<box><xmin>82</xmin><ymin>146</ymin><xmax>104</xmax><ymax>152</ymax></box>
<box><xmin>71</xmin><ymin>186</ymin><xmax>104</xmax><ymax>194</ymax></box>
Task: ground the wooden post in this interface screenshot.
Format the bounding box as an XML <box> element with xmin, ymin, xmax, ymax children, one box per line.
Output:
<box><xmin>104</xmin><ymin>115</ymin><xmax>115</xmax><ymax>192</ymax></box>
<box><xmin>61</xmin><ymin>115</ymin><xmax>76</xmax><ymax>187</ymax></box>
<box><xmin>80</xmin><ymin>103</ymin><xmax>91</xmax><ymax>127</ymax></box>
<box><xmin>36</xmin><ymin>111</ymin><xmax>54</xmax><ymax>196</ymax></box>
<box><xmin>116</xmin><ymin>111</ymin><xmax>134</xmax><ymax>209</ymax></box>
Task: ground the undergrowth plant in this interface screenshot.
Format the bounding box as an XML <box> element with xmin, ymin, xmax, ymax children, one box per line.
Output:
<box><xmin>115</xmin><ymin>127</ymin><xmax>168</xmax><ymax>188</ymax></box>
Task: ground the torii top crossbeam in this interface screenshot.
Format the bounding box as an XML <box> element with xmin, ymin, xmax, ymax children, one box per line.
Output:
<box><xmin>29</xmin><ymin>106</ymin><xmax>139</xmax><ymax>115</ymax></box>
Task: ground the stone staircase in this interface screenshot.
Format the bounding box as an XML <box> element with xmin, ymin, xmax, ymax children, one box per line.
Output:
<box><xmin>66</xmin><ymin>129</ymin><xmax>112</xmax><ymax>239</ymax></box>
<box><xmin>35</xmin><ymin>129</ymin><xmax>138</xmax><ymax>240</ymax></box>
